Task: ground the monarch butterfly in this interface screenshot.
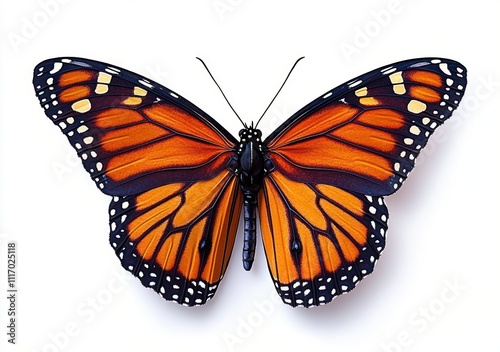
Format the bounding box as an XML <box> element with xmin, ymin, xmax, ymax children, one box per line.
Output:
<box><xmin>33</xmin><ymin>57</ymin><xmax>466</xmax><ymax>307</ymax></box>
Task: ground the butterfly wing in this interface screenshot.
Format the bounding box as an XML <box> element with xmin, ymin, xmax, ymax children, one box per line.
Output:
<box><xmin>260</xmin><ymin>58</ymin><xmax>467</xmax><ymax>307</ymax></box>
<box><xmin>33</xmin><ymin>58</ymin><xmax>242</xmax><ymax>306</ymax></box>
<box><xmin>33</xmin><ymin>57</ymin><xmax>237</xmax><ymax>196</ymax></box>
<box><xmin>259</xmin><ymin>170</ymin><xmax>388</xmax><ymax>307</ymax></box>
<box><xmin>109</xmin><ymin>170</ymin><xmax>242</xmax><ymax>306</ymax></box>
<box><xmin>265</xmin><ymin>58</ymin><xmax>467</xmax><ymax>195</ymax></box>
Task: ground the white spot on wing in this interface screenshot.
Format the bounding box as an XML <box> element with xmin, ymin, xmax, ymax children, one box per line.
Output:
<box><xmin>77</xmin><ymin>125</ymin><xmax>89</xmax><ymax>133</ymax></box>
<box><xmin>404</xmin><ymin>138</ymin><xmax>414</xmax><ymax>145</ymax></box>
<box><xmin>139</xmin><ymin>79</ymin><xmax>153</xmax><ymax>88</ymax></box>
<box><xmin>439</xmin><ymin>63</ymin><xmax>451</xmax><ymax>75</ymax></box>
<box><xmin>348</xmin><ymin>79</ymin><xmax>362</xmax><ymax>88</ymax></box>
<box><xmin>410</xmin><ymin>126</ymin><xmax>421</xmax><ymax>135</ymax></box>
<box><xmin>50</xmin><ymin>62</ymin><xmax>63</xmax><ymax>74</ymax></box>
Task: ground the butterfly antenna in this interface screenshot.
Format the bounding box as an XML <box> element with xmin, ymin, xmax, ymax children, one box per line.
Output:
<box><xmin>255</xmin><ymin>56</ymin><xmax>305</xmax><ymax>128</ymax></box>
<box><xmin>196</xmin><ymin>57</ymin><xmax>246</xmax><ymax>128</ymax></box>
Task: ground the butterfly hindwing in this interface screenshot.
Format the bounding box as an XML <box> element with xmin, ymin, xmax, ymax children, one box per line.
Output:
<box><xmin>109</xmin><ymin>169</ymin><xmax>242</xmax><ymax>306</ymax></box>
<box><xmin>259</xmin><ymin>170</ymin><xmax>388</xmax><ymax>307</ymax></box>
<box><xmin>265</xmin><ymin>58</ymin><xmax>467</xmax><ymax>196</ymax></box>
<box><xmin>33</xmin><ymin>57</ymin><xmax>237</xmax><ymax>196</ymax></box>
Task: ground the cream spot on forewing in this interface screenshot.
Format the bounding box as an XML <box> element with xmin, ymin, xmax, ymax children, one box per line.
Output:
<box><xmin>359</xmin><ymin>97</ymin><xmax>379</xmax><ymax>106</ymax></box>
<box><xmin>355</xmin><ymin>87</ymin><xmax>368</xmax><ymax>97</ymax></box>
<box><xmin>98</xmin><ymin>72</ymin><xmax>112</xmax><ymax>84</ymax></box>
<box><xmin>123</xmin><ymin>97</ymin><xmax>142</xmax><ymax>105</ymax></box>
<box><xmin>407</xmin><ymin>100</ymin><xmax>426</xmax><ymax>114</ymax></box>
<box><xmin>95</xmin><ymin>84</ymin><xmax>109</xmax><ymax>94</ymax></box>
<box><xmin>389</xmin><ymin>72</ymin><xmax>403</xmax><ymax>84</ymax></box>
<box><xmin>71</xmin><ymin>99</ymin><xmax>91</xmax><ymax>113</ymax></box>
<box><xmin>393</xmin><ymin>84</ymin><xmax>406</xmax><ymax>95</ymax></box>
<box><xmin>134</xmin><ymin>87</ymin><xmax>148</xmax><ymax>96</ymax></box>
<box><xmin>389</xmin><ymin>72</ymin><xmax>406</xmax><ymax>94</ymax></box>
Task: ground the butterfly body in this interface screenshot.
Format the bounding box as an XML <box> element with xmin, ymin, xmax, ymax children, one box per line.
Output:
<box><xmin>234</xmin><ymin>126</ymin><xmax>268</xmax><ymax>270</ymax></box>
<box><xmin>33</xmin><ymin>57</ymin><xmax>467</xmax><ymax>307</ymax></box>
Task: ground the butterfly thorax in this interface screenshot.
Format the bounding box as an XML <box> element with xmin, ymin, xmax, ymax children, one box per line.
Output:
<box><xmin>236</xmin><ymin>127</ymin><xmax>266</xmax><ymax>192</ymax></box>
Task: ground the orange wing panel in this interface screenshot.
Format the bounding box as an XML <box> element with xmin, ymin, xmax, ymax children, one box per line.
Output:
<box><xmin>109</xmin><ymin>169</ymin><xmax>242</xmax><ymax>306</ymax></box>
<box><xmin>265</xmin><ymin>61</ymin><xmax>466</xmax><ymax>196</ymax></box>
<box><xmin>259</xmin><ymin>170</ymin><xmax>388</xmax><ymax>307</ymax></box>
<box><xmin>33</xmin><ymin>58</ymin><xmax>237</xmax><ymax>196</ymax></box>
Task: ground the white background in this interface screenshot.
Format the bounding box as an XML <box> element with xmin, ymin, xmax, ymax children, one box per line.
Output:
<box><xmin>1</xmin><ymin>1</ymin><xmax>499</xmax><ymax>351</ymax></box>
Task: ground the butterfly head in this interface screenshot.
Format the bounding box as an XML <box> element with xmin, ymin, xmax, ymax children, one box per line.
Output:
<box><xmin>238</xmin><ymin>126</ymin><xmax>261</xmax><ymax>140</ymax></box>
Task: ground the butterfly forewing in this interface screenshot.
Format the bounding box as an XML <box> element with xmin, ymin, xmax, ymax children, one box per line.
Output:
<box><xmin>265</xmin><ymin>58</ymin><xmax>467</xmax><ymax>196</ymax></box>
<box><xmin>33</xmin><ymin>58</ymin><xmax>237</xmax><ymax>196</ymax></box>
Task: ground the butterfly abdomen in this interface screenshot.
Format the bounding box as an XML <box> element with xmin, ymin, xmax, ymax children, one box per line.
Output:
<box><xmin>242</xmin><ymin>192</ymin><xmax>258</xmax><ymax>270</ymax></box>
